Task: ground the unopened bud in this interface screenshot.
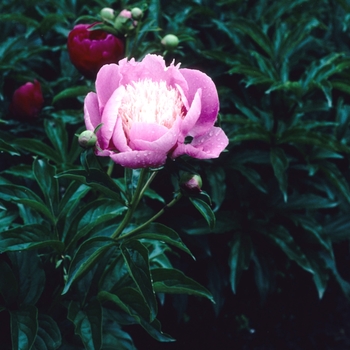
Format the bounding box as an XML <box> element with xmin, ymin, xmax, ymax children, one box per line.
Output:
<box><xmin>78</xmin><ymin>130</ymin><xmax>97</xmax><ymax>148</ymax></box>
<box><xmin>161</xmin><ymin>34</ymin><xmax>179</xmax><ymax>50</ymax></box>
<box><xmin>180</xmin><ymin>173</ymin><xmax>202</xmax><ymax>194</ymax></box>
<box><xmin>100</xmin><ymin>7</ymin><xmax>115</xmax><ymax>22</ymax></box>
<box><xmin>131</xmin><ymin>7</ymin><xmax>143</xmax><ymax>20</ymax></box>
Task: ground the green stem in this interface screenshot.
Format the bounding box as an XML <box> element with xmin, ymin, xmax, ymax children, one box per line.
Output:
<box><xmin>111</xmin><ymin>168</ymin><xmax>149</xmax><ymax>239</ymax></box>
<box><xmin>115</xmin><ymin>192</ymin><xmax>183</xmax><ymax>241</ymax></box>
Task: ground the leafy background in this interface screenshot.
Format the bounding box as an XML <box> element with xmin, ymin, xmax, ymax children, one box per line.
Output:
<box><xmin>1</xmin><ymin>0</ymin><xmax>350</xmax><ymax>349</ymax></box>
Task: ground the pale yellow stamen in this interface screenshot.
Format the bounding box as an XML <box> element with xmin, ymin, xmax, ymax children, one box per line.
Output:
<box><xmin>119</xmin><ymin>79</ymin><xmax>184</xmax><ymax>136</ymax></box>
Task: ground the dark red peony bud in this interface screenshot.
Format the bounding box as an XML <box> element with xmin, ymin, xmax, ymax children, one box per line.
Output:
<box><xmin>67</xmin><ymin>23</ymin><xmax>124</xmax><ymax>78</ymax></box>
<box><xmin>9</xmin><ymin>80</ymin><xmax>44</xmax><ymax>120</ymax></box>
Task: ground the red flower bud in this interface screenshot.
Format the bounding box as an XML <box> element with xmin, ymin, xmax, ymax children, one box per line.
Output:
<box><xmin>9</xmin><ymin>80</ymin><xmax>44</xmax><ymax>120</ymax></box>
<box><xmin>67</xmin><ymin>23</ymin><xmax>124</xmax><ymax>78</ymax></box>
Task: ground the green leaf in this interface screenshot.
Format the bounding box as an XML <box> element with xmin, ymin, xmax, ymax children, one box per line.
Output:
<box><xmin>52</xmin><ymin>86</ymin><xmax>93</xmax><ymax>104</ymax></box>
<box><xmin>0</xmin><ymin>225</ymin><xmax>64</xmax><ymax>253</ymax></box>
<box><xmin>189</xmin><ymin>197</ymin><xmax>216</xmax><ymax>229</ymax></box>
<box><xmin>33</xmin><ymin>314</ymin><xmax>62</xmax><ymax>350</ymax></box>
<box><xmin>229</xmin><ymin>232</ymin><xmax>253</xmax><ymax>294</ymax></box>
<box><xmin>126</xmin><ymin>222</ymin><xmax>193</xmax><ymax>257</ymax></box>
<box><xmin>33</xmin><ymin>158</ymin><xmax>59</xmax><ymax>218</ymax></box>
<box><xmin>205</xmin><ymin>167</ymin><xmax>226</xmax><ymax>211</ymax></box>
<box><xmin>11</xmin><ymin>139</ymin><xmax>62</xmax><ymax>164</ymax></box>
<box><xmin>98</xmin><ymin>289</ymin><xmax>175</xmax><ymax>342</ymax></box>
<box><xmin>9</xmin><ymin>250</ymin><xmax>46</xmax><ymax>305</ymax></box>
<box><xmin>229</xmin><ymin>124</ymin><xmax>271</xmax><ymax>143</ymax></box>
<box><xmin>102</xmin><ymin>323</ymin><xmax>137</xmax><ymax>350</ymax></box>
<box><xmin>278</xmin><ymin>128</ymin><xmax>348</xmax><ymax>153</ymax></box>
<box><xmin>66</xmin><ymin>198</ymin><xmax>127</xmax><ymax>247</ymax></box>
<box><xmin>231</xmin><ymin>164</ymin><xmax>268</xmax><ymax>193</ymax></box>
<box><xmin>10</xmin><ymin>305</ymin><xmax>38</xmax><ymax>350</ymax></box>
<box><xmin>0</xmin><ymin>183</ymin><xmax>55</xmax><ymax>222</ymax></box>
<box><xmin>270</xmin><ymin>147</ymin><xmax>289</xmax><ymax>202</ymax></box>
<box><xmin>56</xmin><ymin>169</ymin><xmax>122</xmax><ymax>202</ymax></box>
<box><xmin>152</xmin><ymin>268</ymin><xmax>214</xmax><ymax>302</ymax></box>
<box><xmin>63</xmin><ymin>237</ymin><xmax>117</xmax><ymax>294</ymax></box>
<box><xmin>0</xmin><ymin>260</ymin><xmax>18</xmax><ymax>305</ymax></box>
<box><xmin>68</xmin><ymin>300</ymin><xmax>102</xmax><ymax>350</ymax></box>
<box><xmin>0</xmin><ymin>139</ymin><xmax>20</xmax><ymax>155</ymax></box>
<box><xmin>319</xmin><ymin>161</ymin><xmax>350</xmax><ymax>203</ymax></box>
<box><xmin>121</xmin><ymin>240</ymin><xmax>157</xmax><ymax>321</ymax></box>
<box><xmin>44</xmin><ymin>118</ymin><xmax>68</xmax><ymax>163</ymax></box>
<box><xmin>267</xmin><ymin>226</ymin><xmax>313</xmax><ymax>273</ymax></box>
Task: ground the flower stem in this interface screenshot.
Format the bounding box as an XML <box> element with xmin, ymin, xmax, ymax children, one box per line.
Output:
<box><xmin>115</xmin><ymin>192</ymin><xmax>183</xmax><ymax>241</ymax></box>
<box><xmin>111</xmin><ymin>168</ymin><xmax>157</xmax><ymax>239</ymax></box>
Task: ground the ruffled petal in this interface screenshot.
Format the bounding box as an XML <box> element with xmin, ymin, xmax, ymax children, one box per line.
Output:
<box><xmin>180</xmin><ymin>68</ymin><xmax>219</xmax><ymax>137</ymax></box>
<box><xmin>110</xmin><ymin>150</ymin><xmax>167</xmax><ymax>169</ymax></box>
<box><xmin>112</xmin><ymin>116</ymin><xmax>131</xmax><ymax>152</ymax></box>
<box><xmin>84</xmin><ymin>92</ymin><xmax>101</xmax><ymax>131</ymax></box>
<box><xmin>129</xmin><ymin>122</ymin><xmax>179</xmax><ymax>152</ymax></box>
<box><xmin>95</xmin><ymin>63</ymin><xmax>122</xmax><ymax>111</ymax></box>
<box><xmin>178</xmin><ymin>89</ymin><xmax>202</xmax><ymax>141</ymax></box>
<box><xmin>171</xmin><ymin>126</ymin><xmax>228</xmax><ymax>159</ymax></box>
<box><xmin>100</xmin><ymin>85</ymin><xmax>126</xmax><ymax>149</ymax></box>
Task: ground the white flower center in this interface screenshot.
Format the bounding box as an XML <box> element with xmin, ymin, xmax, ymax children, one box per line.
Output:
<box><xmin>119</xmin><ymin>79</ymin><xmax>184</xmax><ymax>135</ymax></box>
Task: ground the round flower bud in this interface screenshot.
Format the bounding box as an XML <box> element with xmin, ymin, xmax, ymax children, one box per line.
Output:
<box><xmin>131</xmin><ymin>7</ymin><xmax>143</xmax><ymax>20</ymax></box>
<box><xmin>114</xmin><ymin>10</ymin><xmax>137</xmax><ymax>34</ymax></box>
<box><xmin>180</xmin><ymin>173</ymin><xmax>203</xmax><ymax>194</ymax></box>
<box><xmin>100</xmin><ymin>8</ymin><xmax>115</xmax><ymax>22</ymax></box>
<box><xmin>67</xmin><ymin>23</ymin><xmax>124</xmax><ymax>79</ymax></box>
<box><xmin>78</xmin><ymin>130</ymin><xmax>97</xmax><ymax>148</ymax></box>
<box><xmin>161</xmin><ymin>34</ymin><xmax>179</xmax><ymax>50</ymax></box>
<box><xmin>9</xmin><ymin>80</ymin><xmax>44</xmax><ymax>121</ymax></box>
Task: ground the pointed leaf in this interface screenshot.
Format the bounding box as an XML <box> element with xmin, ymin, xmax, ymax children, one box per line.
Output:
<box><xmin>10</xmin><ymin>305</ymin><xmax>38</xmax><ymax>350</ymax></box>
<box><xmin>151</xmin><ymin>268</ymin><xmax>214</xmax><ymax>302</ymax></box>
<box><xmin>56</xmin><ymin>169</ymin><xmax>122</xmax><ymax>202</ymax></box>
<box><xmin>125</xmin><ymin>223</ymin><xmax>193</xmax><ymax>257</ymax></box>
<box><xmin>68</xmin><ymin>300</ymin><xmax>102</xmax><ymax>350</ymax></box>
<box><xmin>189</xmin><ymin>197</ymin><xmax>216</xmax><ymax>229</ymax></box>
<box><xmin>229</xmin><ymin>232</ymin><xmax>253</xmax><ymax>293</ymax></box>
<box><xmin>63</xmin><ymin>237</ymin><xmax>116</xmax><ymax>294</ymax></box>
<box><xmin>121</xmin><ymin>240</ymin><xmax>157</xmax><ymax>321</ymax></box>
<box><xmin>33</xmin><ymin>158</ymin><xmax>59</xmax><ymax>217</ymax></box>
<box><xmin>270</xmin><ymin>147</ymin><xmax>289</xmax><ymax>202</ymax></box>
<box><xmin>33</xmin><ymin>314</ymin><xmax>62</xmax><ymax>350</ymax></box>
<box><xmin>98</xmin><ymin>289</ymin><xmax>175</xmax><ymax>342</ymax></box>
<box><xmin>0</xmin><ymin>225</ymin><xmax>64</xmax><ymax>253</ymax></box>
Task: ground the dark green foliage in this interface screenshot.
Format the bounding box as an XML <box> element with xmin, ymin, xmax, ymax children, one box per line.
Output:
<box><xmin>1</xmin><ymin>0</ymin><xmax>350</xmax><ymax>349</ymax></box>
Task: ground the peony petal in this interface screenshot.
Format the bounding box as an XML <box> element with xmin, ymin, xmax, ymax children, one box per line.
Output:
<box><xmin>129</xmin><ymin>122</ymin><xmax>168</xmax><ymax>143</ymax></box>
<box><xmin>100</xmin><ymin>85</ymin><xmax>126</xmax><ymax>149</ymax></box>
<box><xmin>112</xmin><ymin>116</ymin><xmax>131</xmax><ymax>152</ymax></box>
<box><xmin>171</xmin><ymin>126</ymin><xmax>228</xmax><ymax>159</ymax></box>
<box><xmin>118</xmin><ymin>55</ymin><xmax>188</xmax><ymax>94</ymax></box>
<box><xmin>129</xmin><ymin>122</ymin><xmax>179</xmax><ymax>152</ymax></box>
<box><xmin>95</xmin><ymin>63</ymin><xmax>122</xmax><ymax>111</ymax></box>
<box><xmin>84</xmin><ymin>92</ymin><xmax>101</xmax><ymax>131</ymax></box>
<box><xmin>180</xmin><ymin>68</ymin><xmax>219</xmax><ymax>137</ymax></box>
<box><xmin>179</xmin><ymin>89</ymin><xmax>202</xmax><ymax>141</ymax></box>
<box><xmin>110</xmin><ymin>150</ymin><xmax>167</xmax><ymax>169</ymax></box>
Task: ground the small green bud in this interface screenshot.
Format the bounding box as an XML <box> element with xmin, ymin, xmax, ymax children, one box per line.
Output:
<box><xmin>131</xmin><ymin>7</ymin><xmax>143</xmax><ymax>20</ymax></box>
<box><xmin>78</xmin><ymin>130</ymin><xmax>97</xmax><ymax>148</ymax></box>
<box><xmin>100</xmin><ymin>7</ymin><xmax>115</xmax><ymax>22</ymax></box>
<box><xmin>161</xmin><ymin>34</ymin><xmax>179</xmax><ymax>50</ymax></box>
<box><xmin>180</xmin><ymin>173</ymin><xmax>203</xmax><ymax>194</ymax></box>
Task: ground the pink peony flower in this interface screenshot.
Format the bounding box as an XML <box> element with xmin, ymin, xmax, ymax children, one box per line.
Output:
<box><xmin>10</xmin><ymin>80</ymin><xmax>44</xmax><ymax>120</ymax></box>
<box><xmin>67</xmin><ymin>23</ymin><xmax>124</xmax><ymax>78</ymax></box>
<box><xmin>84</xmin><ymin>54</ymin><xmax>228</xmax><ymax>169</ymax></box>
